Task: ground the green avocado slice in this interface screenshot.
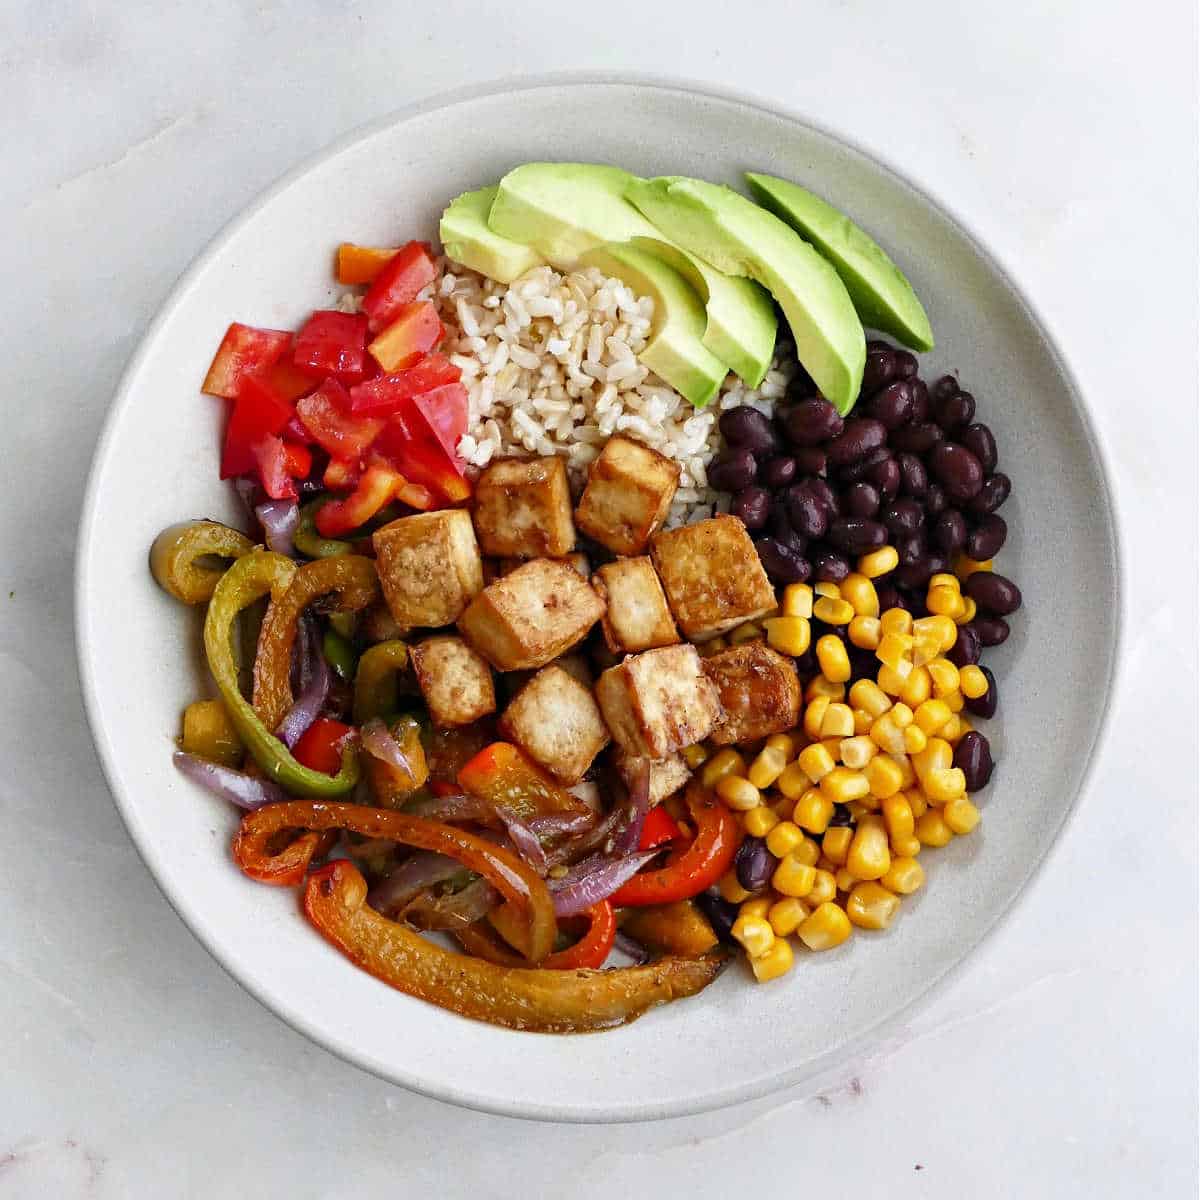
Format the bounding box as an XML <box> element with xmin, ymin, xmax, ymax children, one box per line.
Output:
<box><xmin>438</xmin><ymin>186</ymin><xmax>544</xmax><ymax>285</ymax></box>
<box><xmin>745</xmin><ymin>172</ymin><xmax>933</xmax><ymax>352</ymax></box>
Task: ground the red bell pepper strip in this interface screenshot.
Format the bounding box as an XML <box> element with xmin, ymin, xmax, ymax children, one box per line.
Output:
<box><xmin>293</xmin><ymin>718</ymin><xmax>357</xmax><ymax>776</ymax></box>
<box><xmin>336</xmin><ymin>243</ymin><xmax>400</xmax><ymax>286</ymax></box>
<box><xmin>281</xmin><ymin>441</ymin><xmax>312</xmax><ymax>480</ymax></box>
<box><xmin>251</xmin><ymin>435</ymin><xmax>298</xmax><ymax>501</ymax></box>
<box><xmin>610</xmin><ymin>786</ymin><xmax>739</xmax><ymax>907</ymax></box>
<box><xmin>220</xmin><ymin>374</ymin><xmax>294</xmax><ymax>478</ymax></box>
<box><xmin>368</xmin><ymin>302</ymin><xmax>444</xmax><ymax>373</ymax></box>
<box><xmin>313</xmin><ymin>464</ymin><xmax>400</xmax><ymax>537</ymax></box>
<box><xmin>411</xmin><ymin>382</ymin><xmax>469</xmax><ymax>461</ymax></box>
<box><xmin>293</xmin><ymin>311</ymin><xmax>369</xmax><ymax>384</ymax></box>
<box><xmin>362</xmin><ymin>242</ymin><xmax>438</xmax><ymax>333</ymax></box>
<box><xmin>296</xmin><ymin>379</ymin><xmax>385</xmax><ymax>460</ymax></box>
<box><xmin>323</xmin><ymin>456</ymin><xmax>361</xmax><ymax>491</ymax></box>
<box><xmin>457</xmin><ymin>901</ymin><xmax>617</xmax><ymax>970</ymax></box>
<box><xmin>266</xmin><ymin>357</ymin><xmax>319</xmax><ymax>403</ymax></box>
<box><xmin>375</xmin><ymin>416</ymin><xmax>471</xmax><ymax>503</ymax></box>
<box><xmin>638</xmin><ymin>805</ymin><xmax>683</xmax><ymax>851</ymax></box>
<box><xmin>348</xmin><ymin>354</ymin><xmax>462</xmax><ymax>416</ymax></box>
<box><xmin>201</xmin><ymin>322</ymin><xmax>291</xmax><ymax>398</ymax></box>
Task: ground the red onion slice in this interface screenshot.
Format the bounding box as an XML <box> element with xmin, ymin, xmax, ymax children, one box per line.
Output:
<box><xmin>528</xmin><ymin>810</ymin><xmax>598</xmax><ymax>839</ymax></box>
<box><xmin>366</xmin><ymin>851</ymin><xmax>464</xmax><ymax>916</ymax></box>
<box><xmin>173</xmin><ymin>751</ymin><xmax>289</xmax><ymax>810</ymax></box>
<box><xmin>497</xmin><ymin>812</ymin><xmax>548</xmax><ymax>874</ymax></box>
<box><xmin>276</xmin><ymin>625</ymin><xmax>330</xmax><ymax>750</ymax></box>
<box><xmin>612</xmin><ymin>761</ymin><xmax>651</xmax><ymax>856</ymax></box>
<box><xmin>403</xmin><ymin>877</ymin><xmax>500</xmax><ymax>930</ymax></box>
<box><xmin>614</xmin><ymin>930</ymin><xmax>652</xmax><ymax>965</ymax></box>
<box><xmin>361</xmin><ymin>718</ymin><xmax>413</xmax><ymax>777</ymax></box>
<box><xmin>403</xmin><ymin>792</ymin><xmax>497</xmax><ymax>824</ymax></box>
<box><xmin>549</xmin><ymin>849</ymin><xmax>659</xmax><ymax>917</ymax></box>
<box><xmin>255</xmin><ymin>498</ymin><xmax>300</xmax><ymax>557</ymax></box>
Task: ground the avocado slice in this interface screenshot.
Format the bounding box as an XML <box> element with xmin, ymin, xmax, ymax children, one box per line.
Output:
<box><xmin>577</xmin><ymin>241</ymin><xmax>726</xmax><ymax>407</ymax></box>
<box><xmin>626</xmin><ymin>176</ymin><xmax>865</xmax><ymax>414</ymax></box>
<box><xmin>487</xmin><ymin>163</ymin><xmax>776</xmax><ymax>386</ymax></box>
<box><xmin>439</xmin><ymin>186</ymin><xmax>544</xmax><ymax>285</ymax></box>
<box><xmin>745</xmin><ymin>172</ymin><xmax>933</xmax><ymax>352</ymax></box>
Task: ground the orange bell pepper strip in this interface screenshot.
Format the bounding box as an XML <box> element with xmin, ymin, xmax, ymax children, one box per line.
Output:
<box><xmin>609</xmin><ymin>785</ymin><xmax>740</xmax><ymax>907</ymax></box>
<box><xmin>336</xmin><ymin>243</ymin><xmax>400</xmax><ymax>285</ymax></box>
<box><xmin>457</xmin><ymin>742</ymin><xmax>587</xmax><ymax>823</ymax></box>
<box><xmin>303</xmin><ymin>860</ymin><xmax>726</xmax><ymax>1032</ymax></box>
<box><xmin>459</xmin><ymin>902</ymin><xmax>617</xmax><ymax>971</ymax></box>
<box><xmin>232</xmin><ymin>801</ymin><xmax>557</xmax><ymax>963</ymax></box>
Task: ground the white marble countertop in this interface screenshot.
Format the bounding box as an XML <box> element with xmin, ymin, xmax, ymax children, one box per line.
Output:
<box><xmin>1</xmin><ymin>2</ymin><xmax>1196</xmax><ymax>1195</ymax></box>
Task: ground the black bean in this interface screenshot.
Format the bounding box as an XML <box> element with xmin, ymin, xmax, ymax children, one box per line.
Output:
<box><xmin>909</xmin><ymin>378</ymin><xmax>930</xmax><ymax>424</ymax></box>
<box><xmin>707</xmin><ymin>447</ymin><xmax>759</xmax><ymax>492</ymax></box>
<box><xmin>972</xmin><ymin>616</ymin><xmax>1010</xmax><ymax>647</ymax></box>
<box><xmin>868</xmin><ymin>456</ymin><xmax>901</xmax><ymax>500</ymax></box>
<box><xmin>928</xmin><ymin>442</ymin><xmax>984</xmax><ymax>502</ymax></box>
<box><xmin>954</xmin><ymin>730</ymin><xmax>995</xmax><ymax>790</ymax></box>
<box><xmin>932</xmin><ymin>374</ymin><xmax>959</xmax><ymax>401</ymax></box>
<box><xmin>964</xmin><ymin>571</ymin><xmax>1022</xmax><ymax>615</ymax></box>
<box><xmin>808</xmin><ymin>478</ymin><xmax>841</xmax><ymax>517</ymax></box>
<box><xmin>761</xmin><ymin>456</ymin><xmax>797</xmax><ymax>488</ymax></box>
<box><xmin>924</xmin><ymin>482</ymin><xmax>947</xmax><ymax>517</ymax></box>
<box><xmin>896</xmin><ymin>530</ymin><xmax>926</xmax><ymax>566</ymax></box>
<box><xmin>785</xmin><ymin>398</ymin><xmax>844</xmax><ymax>447</ymax></box>
<box><xmin>868</xmin><ymin>380</ymin><xmax>915</xmax><ymax>429</ymax></box>
<box><xmin>897</xmin><ymin>452</ymin><xmax>928</xmax><ymax>498</ymax></box>
<box><xmin>844</xmin><ymin>481</ymin><xmax>881</xmax><ymax>518</ymax></box>
<box><xmin>756</xmin><ymin>537</ymin><xmax>811</xmax><ymax>584</ymax></box>
<box><xmin>828</xmin><ymin>803</ymin><xmax>855</xmax><ymax>827</ymax></box>
<box><xmin>695</xmin><ymin>892</ymin><xmax>739</xmax><ymax>944</ymax></box>
<box><xmin>966</xmin><ymin>514</ymin><xmax>1007</xmax><ymax>560</ymax></box>
<box><xmin>890</xmin><ymin>421</ymin><xmax>943</xmax><ymax>454</ymax></box>
<box><xmin>861</xmin><ymin>350</ymin><xmax>896</xmax><ymax>395</ymax></box>
<box><xmin>848</xmin><ymin>646</ymin><xmax>879</xmax><ymax>680</ymax></box>
<box><xmin>794</xmin><ymin>646</ymin><xmax>817</xmax><ymax>676</ymax></box>
<box><xmin>932</xmin><ymin>509</ymin><xmax>968</xmax><ymax>555</ymax></box>
<box><xmin>964</xmin><ymin>666</ymin><xmax>998</xmax><ymax>719</ymax></box>
<box><xmin>827</xmin><ymin>518</ymin><xmax>888</xmax><ymax>555</ymax></box>
<box><xmin>947</xmin><ymin>623</ymin><xmax>982</xmax><ymax>668</ymax></box>
<box><xmin>735</xmin><ymin>837</ymin><xmax>776</xmax><ymax>893</ymax></box>
<box><xmin>968</xmin><ymin>472</ymin><xmax>1011</xmax><ymax>516</ymax></box>
<box><xmin>837</xmin><ymin>448</ymin><xmax>890</xmax><ymax>487</ymax></box>
<box><xmin>785</xmin><ymin>482</ymin><xmax>830</xmax><ymax>539</ymax></box>
<box><xmin>882</xmin><ymin>498</ymin><xmax>925</xmax><ymax>537</ymax></box>
<box><xmin>812</xmin><ymin>549</ymin><xmax>851</xmax><ymax>583</ymax></box>
<box><xmin>933</xmin><ymin>388</ymin><xmax>976</xmax><ymax>431</ymax></box>
<box><xmin>719</xmin><ymin>406</ymin><xmax>779</xmax><ymax>456</ymax></box>
<box><xmin>893</xmin><ymin>350</ymin><xmax>919</xmax><ymax>379</ymax></box>
<box><xmin>875</xmin><ymin>583</ymin><xmax>903</xmax><ymax>610</ymax></box>
<box><xmin>792</xmin><ymin>447</ymin><xmax>827</xmax><ymax>476</ymax></box>
<box><xmin>768</xmin><ymin>497</ymin><xmax>794</xmax><ymax>540</ymax></box>
<box><xmin>894</xmin><ymin>555</ymin><xmax>938</xmax><ymax>591</ymax></box>
<box><xmin>730</xmin><ymin>485</ymin><xmax>771</xmax><ymax>531</ymax></box>
<box><xmin>826</xmin><ymin>418</ymin><xmax>887</xmax><ymax>466</ymax></box>
<box><xmin>959</xmin><ymin>422</ymin><xmax>998</xmax><ymax>473</ymax></box>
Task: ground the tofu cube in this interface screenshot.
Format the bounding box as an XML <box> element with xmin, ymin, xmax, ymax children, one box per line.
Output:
<box><xmin>498</xmin><ymin>552</ymin><xmax>590</xmax><ymax>579</ymax></box>
<box><xmin>457</xmin><ymin>558</ymin><xmax>606</xmax><ymax>671</ymax></box>
<box><xmin>595</xmin><ymin>644</ymin><xmax>722</xmax><ymax>759</ymax></box>
<box><xmin>409</xmin><ymin>635</ymin><xmax>496</xmax><ymax>728</ymax></box>
<box><xmin>592</xmin><ymin>556</ymin><xmax>680</xmax><ymax>654</ymax></box>
<box><xmin>615</xmin><ymin>751</ymin><xmax>692</xmax><ymax>807</ymax></box>
<box><xmin>651</xmin><ymin>515</ymin><xmax>776</xmax><ymax>641</ymax></box>
<box><xmin>473</xmin><ymin>455</ymin><xmax>576</xmax><ymax>559</ymax></box>
<box><xmin>499</xmin><ymin>665</ymin><xmax>610</xmax><ymax>784</ymax></box>
<box><xmin>372</xmin><ymin>510</ymin><xmax>483</xmax><ymax>630</ymax></box>
<box><xmin>574</xmin><ymin>436</ymin><xmax>680</xmax><ymax>556</ymax></box>
<box><xmin>703</xmin><ymin>643</ymin><xmax>802</xmax><ymax>747</ymax></box>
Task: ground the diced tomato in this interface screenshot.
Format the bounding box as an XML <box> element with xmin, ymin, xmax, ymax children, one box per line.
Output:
<box><xmin>295</xmin><ymin>379</ymin><xmax>385</xmax><ymax>460</ymax></box>
<box><xmin>251</xmin><ymin>435</ymin><xmax>299</xmax><ymax>501</ymax></box>
<box><xmin>323</xmin><ymin>456</ymin><xmax>362</xmax><ymax>492</ymax></box>
<box><xmin>412</xmin><ymin>382</ymin><xmax>469</xmax><ymax>461</ymax></box>
<box><xmin>362</xmin><ymin>242</ymin><xmax>438</xmax><ymax>333</ymax></box>
<box><xmin>638</xmin><ymin>805</ymin><xmax>683</xmax><ymax>851</ymax></box>
<box><xmin>348</xmin><ymin>354</ymin><xmax>462</xmax><ymax>416</ymax></box>
<box><xmin>220</xmin><ymin>374</ymin><xmax>294</xmax><ymax>478</ymax></box>
<box><xmin>201</xmin><ymin>322</ymin><xmax>291</xmax><ymax>398</ymax></box>
<box><xmin>375</xmin><ymin>417</ymin><xmax>471</xmax><ymax>503</ymax></box>
<box><xmin>281</xmin><ymin>441</ymin><xmax>313</xmax><ymax>480</ymax></box>
<box><xmin>293</xmin><ymin>311</ymin><xmax>369</xmax><ymax>384</ymax></box>
<box><xmin>314</xmin><ymin>464</ymin><xmax>402</xmax><ymax>536</ymax></box>
<box><xmin>293</xmin><ymin>718</ymin><xmax>356</xmax><ymax>776</ymax></box>
<box><xmin>336</xmin><ymin>243</ymin><xmax>400</xmax><ymax>285</ymax></box>
<box><xmin>266</xmin><ymin>357</ymin><xmax>319</xmax><ymax>403</ymax></box>
<box><xmin>368</xmin><ymin>302</ymin><xmax>444</xmax><ymax>372</ymax></box>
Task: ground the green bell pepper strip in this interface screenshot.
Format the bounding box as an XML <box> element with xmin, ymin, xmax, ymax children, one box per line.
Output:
<box><xmin>204</xmin><ymin>551</ymin><xmax>360</xmax><ymax>797</ymax></box>
<box><xmin>352</xmin><ymin>639</ymin><xmax>409</xmax><ymax>725</ymax></box>
<box><xmin>322</xmin><ymin>628</ymin><xmax>358</xmax><ymax>681</ymax></box>
<box><xmin>294</xmin><ymin>499</ymin><xmax>353</xmax><ymax>560</ymax></box>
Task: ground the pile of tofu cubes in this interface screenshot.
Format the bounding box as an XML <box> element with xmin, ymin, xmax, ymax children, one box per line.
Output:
<box><xmin>372</xmin><ymin>435</ymin><xmax>802</xmax><ymax>803</ymax></box>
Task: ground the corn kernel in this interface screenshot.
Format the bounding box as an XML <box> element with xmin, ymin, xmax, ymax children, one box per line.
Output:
<box><xmin>701</xmin><ymin>748</ymin><xmax>746</xmax><ymax>788</ymax></box>
<box><xmin>894</xmin><ymin>754</ymin><xmax>917</xmax><ymax>788</ymax></box>
<box><xmin>717</xmin><ymin>774</ymin><xmax>762</xmax><ymax>811</ymax></box>
<box><xmin>858</xmin><ymin>546</ymin><xmax>899</xmax><ymax>578</ymax></box>
<box><xmin>797</xmin><ymin>902</ymin><xmax>852</xmax><ymax>950</ymax></box>
<box><xmin>816</xmin><ymin>855</ymin><xmax>838</xmax><ymax>874</ymax></box>
<box><xmin>912</xmin><ymin>737</ymin><xmax>953</xmax><ymax>780</ymax></box>
<box><xmin>766</xmin><ymin>732</ymin><xmax>798</xmax><ymax>759</ymax></box>
<box><xmin>881</xmin><ymin>792</ymin><xmax>915</xmax><ymax>842</ymax></box>
<box><xmin>806</xmin><ymin>676</ymin><xmax>846</xmax><ymax>702</ymax></box>
<box><xmin>776</xmin><ymin>761</ymin><xmax>812</xmax><ymax>800</ymax></box>
<box><xmin>821</xmin><ymin>766</ymin><xmax>871</xmax><ymax>804</ymax></box>
<box><xmin>869</xmin><ymin>713</ymin><xmax>906</xmax><ymax>755</ymax></box>
<box><xmin>890</xmin><ymin>701</ymin><xmax>914</xmax><ymax>728</ymax></box>
<box><xmin>814</xmin><ymin>580</ymin><xmax>841</xmax><ymax>599</ymax></box>
<box><xmin>846</xmin><ymin>820</ymin><xmax>891</xmax><ymax>880</ymax></box>
<box><xmin>731</xmin><ymin>915</ymin><xmax>775</xmax><ymax>957</ymax></box>
<box><xmin>782</xmin><ymin>582</ymin><xmax>814</xmax><ymax>619</ymax></box>
<box><xmin>682</xmin><ymin>743</ymin><xmax>709</xmax><ymax>770</ymax></box>
<box><xmin>926</xmin><ymin>585</ymin><xmax>964</xmax><ymax>619</ymax></box>
<box><xmin>959</xmin><ymin>665</ymin><xmax>989</xmax><ymax>699</ymax></box>
<box><xmin>879</xmin><ymin>607</ymin><xmax>913</xmax><ymax>637</ymax></box>
<box><xmin>848</xmin><ymin>615</ymin><xmax>882</xmax><ymax>650</ymax></box>
<box><xmin>911</xmin><ymin>631</ymin><xmax>940</xmax><ymax>668</ymax></box>
<box><xmin>767</xmin><ymin>896</ymin><xmax>810</xmax><ymax>937</ymax></box>
<box><xmin>750</xmin><ymin>934</ymin><xmax>795</xmax><ymax>981</ymax></box>
<box><xmin>939</xmin><ymin>714</ymin><xmax>969</xmax><ymax>744</ymax></box>
<box><xmin>915</xmin><ymin>809</ymin><xmax>953</xmax><ymax>847</ymax></box>
<box><xmin>924</xmin><ymin>767</ymin><xmax>966</xmax><ymax>803</ymax></box>
<box><xmin>835</xmin><ymin>865</ymin><xmax>859</xmax><ymax>892</ymax></box>
<box><xmin>792</xmin><ymin>788</ymin><xmax>835</xmax><ymax>834</ymax></box>
<box><xmin>891</xmin><ymin>833</ymin><xmax>922</xmax><ymax>858</ymax></box>
<box><xmin>719</xmin><ymin>871</ymin><xmax>751</xmax><ymax>903</ymax></box>
<box><xmin>852</xmin><ymin>707</ymin><xmax>873</xmax><ymax>734</ymax></box>
<box><xmin>797</xmin><ymin>742</ymin><xmax>836</xmax><ymax>783</ymax></box>
<box><xmin>739</xmin><ymin>896</ymin><xmax>772</xmax><ymax>921</ymax></box>
<box><xmin>743</xmin><ymin>805</ymin><xmax>780</xmax><ymax>838</ymax></box>
<box><xmin>847</xmin><ymin>881</ymin><xmax>901</xmax><ymax>929</ymax></box>
<box><xmin>956</xmin><ymin>596</ymin><xmax>978</xmax><ymax>624</ymax></box>
<box><xmin>944</xmin><ymin>797</ymin><xmax>981</xmax><ymax>834</ymax></box>
<box><xmin>944</xmin><ymin>688</ymin><xmax>965</xmax><ymax>713</ymax></box>
<box><xmin>838</xmin><ymin>735</ymin><xmax>876</xmax><ymax>770</ymax></box>
<box><xmin>905</xmin><ymin>788</ymin><xmax>928</xmax><ymax>819</ymax></box>
<box><xmin>812</xmin><ymin>595</ymin><xmax>854</xmax><ymax>626</ymax></box>
<box><xmin>881</xmin><ymin>856</ymin><xmax>925</xmax><ymax>895</ymax></box>
<box><xmin>849</xmin><ymin>678</ymin><xmax>891</xmax><ymax>718</ymax></box>
<box><xmin>914</xmin><ymin>698</ymin><xmax>953</xmax><ymax>736</ymax></box>
<box><xmin>927</xmin><ymin>657</ymin><xmax>960</xmax><ymax>696</ymax></box>
<box><xmin>808</xmin><ymin>868</ymin><xmax>838</xmax><ymax>905</ymax></box>
<box><xmin>816</xmin><ymin>635</ymin><xmax>852</xmax><ymax>683</ymax></box>
<box><xmin>819</xmin><ymin>701</ymin><xmax>855</xmax><ymax>739</ymax></box>
<box><xmin>773</xmin><ymin>854</ymin><xmax>817</xmax><ymax>898</ymax></box>
<box><xmin>803</xmin><ymin>697</ymin><xmax>830</xmax><ymax>741</ymax></box>
<box><xmin>763</xmin><ymin>615</ymin><xmax>811</xmax><ymax>657</ymax></box>
<box><xmin>766</xmin><ymin>820</ymin><xmax>804</xmax><ymax>858</ymax></box>
<box><xmin>864</xmin><ymin>754</ymin><xmax>904</xmax><ymax>798</ymax></box>
<box><xmin>899</xmin><ymin>664</ymin><xmax>933</xmax><ymax>707</ymax></box>
<box><xmin>822</xmin><ymin>825</ymin><xmax>853</xmax><ymax>866</ymax></box>
<box><xmin>877</xmin><ymin>631</ymin><xmax>914</xmax><ymax>671</ymax></box>
<box><xmin>748</xmin><ymin>746</ymin><xmax>789</xmax><ymax>789</ymax></box>
<box><xmin>903</xmin><ymin>724</ymin><xmax>927</xmax><ymax>754</ymax></box>
<box><xmin>840</xmin><ymin>573</ymin><xmax>880</xmax><ymax>618</ymax></box>
<box><xmin>796</xmin><ymin>835</ymin><xmax>821</xmax><ymax>867</ymax></box>
<box><xmin>928</xmin><ymin>572</ymin><xmax>960</xmax><ymax>593</ymax></box>
<box><xmin>954</xmin><ymin>555</ymin><xmax>993</xmax><ymax>580</ymax></box>
<box><xmin>876</xmin><ymin>663</ymin><xmax>912</xmax><ymax>694</ymax></box>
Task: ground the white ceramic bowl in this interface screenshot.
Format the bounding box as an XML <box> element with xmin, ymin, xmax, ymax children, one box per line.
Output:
<box><xmin>76</xmin><ymin>76</ymin><xmax>1121</xmax><ymax>1122</ymax></box>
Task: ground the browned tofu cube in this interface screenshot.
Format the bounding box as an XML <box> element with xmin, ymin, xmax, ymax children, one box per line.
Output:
<box><xmin>595</xmin><ymin>644</ymin><xmax>721</xmax><ymax>759</ymax></box>
<box><xmin>499</xmin><ymin>665</ymin><xmax>610</xmax><ymax>784</ymax></box>
<box><xmin>372</xmin><ymin>510</ymin><xmax>483</xmax><ymax>630</ymax></box>
<box><xmin>473</xmin><ymin>455</ymin><xmax>576</xmax><ymax>559</ymax></box>
<box><xmin>651</xmin><ymin>515</ymin><xmax>776</xmax><ymax>641</ymax></box>
<box><xmin>409</xmin><ymin>635</ymin><xmax>496</xmax><ymax>728</ymax></box>
<box><xmin>615</xmin><ymin>751</ymin><xmax>692</xmax><ymax>807</ymax></box>
<box><xmin>498</xmin><ymin>552</ymin><xmax>590</xmax><ymax>579</ymax></box>
<box><xmin>703</xmin><ymin>643</ymin><xmax>802</xmax><ymax>747</ymax></box>
<box><xmin>574</xmin><ymin>436</ymin><xmax>680</xmax><ymax>556</ymax></box>
<box><xmin>457</xmin><ymin>558</ymin><xmax>606</xmax><ymax>671</ymax></box>
<box><xmin>592</xmin><ymin>556</ymin><xmax>680</xmax><ymax>654</ymax></box>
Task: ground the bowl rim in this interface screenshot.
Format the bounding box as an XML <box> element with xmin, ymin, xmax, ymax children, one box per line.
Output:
<box><xmin>74</xmin><ymin>70</ymin><xmax>1127</xmax><ymax>1123</ymax></box>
